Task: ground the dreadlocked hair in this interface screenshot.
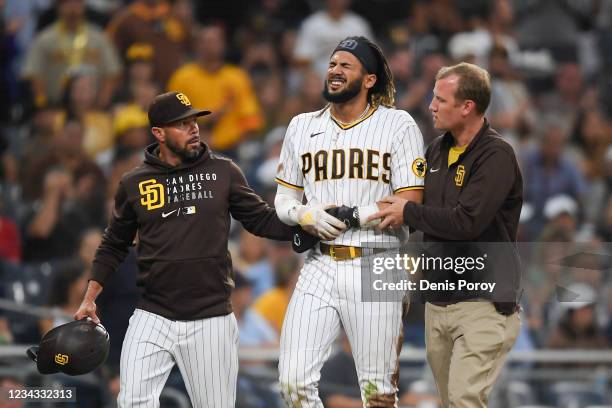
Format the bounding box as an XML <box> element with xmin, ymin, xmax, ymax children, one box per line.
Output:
<box><xmin>362</xmin><ymin>38</ymin><xmax>395</xmax><ymax>108</ymax></box>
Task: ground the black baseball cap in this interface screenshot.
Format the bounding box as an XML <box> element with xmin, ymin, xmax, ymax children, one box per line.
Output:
<box><xmin>148</xmin><ymin>91</ymin><xmax>211</xmax><ymax>128</ymax></box>
<box><xmin>27</xmin><ymin>319</ymin><xmax>110</xmax><ymax>376</ymax></box>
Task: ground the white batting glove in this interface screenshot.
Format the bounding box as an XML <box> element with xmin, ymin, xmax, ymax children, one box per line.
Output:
<box><xmin>296</xmin><ymin>204</ymin><xmax>347</xmax><ymax>240</ymax></box>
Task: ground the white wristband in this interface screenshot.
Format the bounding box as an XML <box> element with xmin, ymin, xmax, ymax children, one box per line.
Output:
<box><xmin>275</xmin><ymin>194</ymin><xmax>302</xmax><ymax>225</ymax></box>
<box><xmin>274</xmin><ymin>184</ymin><xmax>305</xmax><ymax>226</ymax></box>
<box><xmin>358</xmin><ymin>204</ymin><xmax>381</xmax><ymax>228</ymax></box>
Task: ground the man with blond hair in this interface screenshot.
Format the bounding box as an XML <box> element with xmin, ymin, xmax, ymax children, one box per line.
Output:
<box><xmin>371</xmin><ymin>62</ymin><xmax>523</xmax><ymax>407</ymax></box>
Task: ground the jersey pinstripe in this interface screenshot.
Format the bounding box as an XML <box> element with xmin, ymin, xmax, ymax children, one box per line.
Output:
<box><xmin>279</xmin><ymin>253</ymin><xmax>404</xmax><ymax>407</ymax></box>
<box><xmin>276</xmin><ymin>105</ymin><xmax>425</xmax><ymax>248</ymax></box>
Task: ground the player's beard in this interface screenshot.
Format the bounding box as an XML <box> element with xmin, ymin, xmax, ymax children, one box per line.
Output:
<box><xmin>166</xmin><ymin>136</ymin><xmax>202</xmax><ymax>162</ymax></box>
<box><xmin>322</xmin><ymin>75</ymin><xmax>363</xmax><ymax>103</ymax></box>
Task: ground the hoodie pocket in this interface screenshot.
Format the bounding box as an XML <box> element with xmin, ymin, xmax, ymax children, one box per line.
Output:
<box><xmin>143</xmin><ymin>257</ymin><xmax>231</xmax><ymax>313</ymax></box>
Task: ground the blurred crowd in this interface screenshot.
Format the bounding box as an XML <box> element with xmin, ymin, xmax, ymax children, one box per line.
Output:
<box><xmin>0</xmin><ymin>0</ymin><xmax>611</xmax><ymax>406</ymax></box>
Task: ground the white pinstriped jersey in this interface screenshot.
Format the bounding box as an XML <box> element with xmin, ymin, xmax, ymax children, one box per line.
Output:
<box><xmin>276</xmin><ymin>105</ymin><xmax>426</xmax><ymax>248</ymax></box>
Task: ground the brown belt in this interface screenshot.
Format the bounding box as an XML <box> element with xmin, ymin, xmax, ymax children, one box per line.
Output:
<box><xmin>319</xmin><ymin>243</ymin><xmax>387</xmax><ymax>261</ymax></box>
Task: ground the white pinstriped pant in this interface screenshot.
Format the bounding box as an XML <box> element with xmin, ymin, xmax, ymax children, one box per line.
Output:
<box><xmin>118</xmin><ymin>309</ymin><xmax>238</xmax><ymax>408</ymax></box>
<box><xmin>279</xmin><ymin>251</ymin><xmax>405</xmax><ymax>407</ymax></box>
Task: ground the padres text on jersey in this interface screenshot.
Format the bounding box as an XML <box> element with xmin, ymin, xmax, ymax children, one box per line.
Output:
<box><xmin>276</xmin><ymin>105</ymin><xmax>425</xmax><ymax>248</ymax></box>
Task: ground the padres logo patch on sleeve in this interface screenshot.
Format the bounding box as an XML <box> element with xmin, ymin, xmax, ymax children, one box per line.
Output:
<box><xmin>412</xmin><ymin>158</ymin><xmax>427</xmax><ymax>178</ymax></box>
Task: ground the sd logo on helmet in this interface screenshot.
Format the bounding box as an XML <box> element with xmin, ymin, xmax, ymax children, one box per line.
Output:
<box><xmin>27</xmin><ymin>319</ymin><xmax>110</xmax><ymax>376</ymax></box>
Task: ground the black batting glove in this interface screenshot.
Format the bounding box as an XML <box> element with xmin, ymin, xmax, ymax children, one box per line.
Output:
<box><xmin>325</xmin><ymin>205</ymin><xmax>360</xmax><ymax>229</ymax></box>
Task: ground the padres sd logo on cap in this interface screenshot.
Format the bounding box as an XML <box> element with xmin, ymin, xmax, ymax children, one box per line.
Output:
<box><xmin>55</xmin><ymin>354</ymin><xmax>69</xmax><ymax>365</ymax></box>
<box><xmin>176</xmin><ymin>92</ymin><xmax>191</xmax><ymax>106</ymax></box>
<box><xmin>148</xmin><ymin>91</ymin><xmax>211</xmax><ymax>127</ymax></box>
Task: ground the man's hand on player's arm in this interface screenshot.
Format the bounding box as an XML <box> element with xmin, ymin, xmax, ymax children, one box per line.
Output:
<box><xmin>329</xmin><ymin>189</ymin><xmax>421</xmax><ymax>230</ymax></box>
<box><xmin>275</xmin><ymin>184</ymin><xmax>346</xmax><ymax>240</ymax></box>
<box><xmin>74</xmin><ymin>280</ymin><xmax>103</xmax><ymax>324</ymax></box>
<box><xmin>367</xmin><ymin>190</ymin><xmax>423</xmax><ymax>230</ymax></box>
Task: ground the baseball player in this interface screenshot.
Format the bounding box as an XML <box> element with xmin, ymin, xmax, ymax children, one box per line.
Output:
<box><xmin>274</xmin><ymin>37</ymin><xmax>426</xmax><ymax>407</ymax></box>
<box><xmin>74</xmin><ymin>91</ymin><xmax>299</xmax><ymax>408</ymax></box>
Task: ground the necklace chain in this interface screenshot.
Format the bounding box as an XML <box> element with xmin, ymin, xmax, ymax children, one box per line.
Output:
<box><xmin>332</xmin><ymin>103</ymin><xmax>371</xmax><ymax>126</ymax></box>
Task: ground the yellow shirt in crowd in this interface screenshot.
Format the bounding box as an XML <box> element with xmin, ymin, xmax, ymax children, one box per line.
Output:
<box><xmin>54</xmin><ymin>111</ymin><xmax>113</xmax><ymax>158</ymax></box>
<box><xmin>167</xmin><ymin>63</ymin><xmax>263</xmax><ymax>150</ymax></box>
<box><xmin>252</xmin><ymin>287</ymin><xmax>290</xmax><ymax>334</ymax></box>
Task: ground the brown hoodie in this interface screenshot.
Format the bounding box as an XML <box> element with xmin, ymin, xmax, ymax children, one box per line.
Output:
<box><xmin>92</xmin><ymin>142</ymin><xmax>294</xmax><ymax>320</ymax></box>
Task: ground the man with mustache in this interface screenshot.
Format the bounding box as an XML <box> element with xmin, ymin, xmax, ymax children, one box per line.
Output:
<box><xmin>74</xmin><ymin>91</ymin><xmax>300</xmax><ymax>407</ymax></box>
<box><xmin>274</xmin><ymin>37</ymin><xmax>426</xmax><ymax>407</ymax></box>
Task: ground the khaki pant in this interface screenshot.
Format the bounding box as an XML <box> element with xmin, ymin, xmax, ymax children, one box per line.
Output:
<box><xmin>425</xmin><ymin>301</ymin><xmax>520</xmax><ymax>408</ymax></box>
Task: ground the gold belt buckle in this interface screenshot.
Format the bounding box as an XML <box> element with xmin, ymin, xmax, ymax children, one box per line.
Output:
<box><xmin>329</xmin><ymin>245</ymin><xmax>359</xmax><ymax>261</ymax></box>
<box><xmin>329</xmin><ymin>246</ymin><xmax>338</xmax><ymax>261</ymax></box>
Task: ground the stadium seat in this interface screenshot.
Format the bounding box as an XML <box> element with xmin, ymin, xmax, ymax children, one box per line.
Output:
<box><xmin>4</xmin><ymin>259</ymin><xmax>93</xmax><ymax>342</ymax></box>
<box><xmin>552</xmin><ymin>381</ymin><xmax>606</xmax><ymax>408</ymax></box>
<box><xmin>506</xmin><ymin>381</ymin><xmax>539</xmax><ymax>406</ymax></box>
<box><xmin>1</xmin><ymin>261</ymin><xmax>57</xmax><ymax>343</ymax></box>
